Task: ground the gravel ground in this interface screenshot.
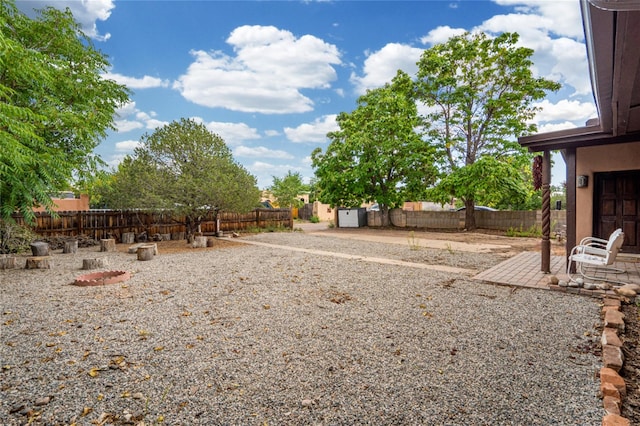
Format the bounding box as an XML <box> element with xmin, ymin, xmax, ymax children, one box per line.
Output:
<box><xmin>1</xmin><ymin>232</ymin><xmax>603</xmax><ymax>425</ymax></box>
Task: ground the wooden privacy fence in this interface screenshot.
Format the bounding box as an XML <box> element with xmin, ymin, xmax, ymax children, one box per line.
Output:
<box><xmin>11</xmin><ymin>209</ymin><xmax>292</xmax><ymax>241</ymax></box>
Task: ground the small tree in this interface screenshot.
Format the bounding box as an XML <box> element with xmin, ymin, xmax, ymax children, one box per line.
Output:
<box><xmin>102</xmin><ymin>119</ymin><xmax>260</xmax><ymax>236</ymax></box>
<box><xmin>0</xmin><ymin>1</ymin><xmax>129</xmax><ymax>223</ymax></box>
<box><xmin>415</xmin><ymin>32</ymin><xmax>560</xmax><ymax>229</ymax></box>
<box><xmin>312</xmin><ymin>71</ymin><xmax>437</xmax><ymax>225</ymax></box>
<box><xmin>269</xmin><ymin>171</ymin><xmax>307</xmax><ymax>209</ymax></box>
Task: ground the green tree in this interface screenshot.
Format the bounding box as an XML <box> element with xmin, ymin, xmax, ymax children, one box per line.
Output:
<box><xmin>415</xmin><ymin>32</ymin><xmax>560</xmax><ymax>229</ymax></box>
<box><xmin>0</xmin><ymin>1</ymin><xmax>129</xmax><ymax>223</ymax></box>
<box><xmin>270</xmin><ymin>171</ymin><xmax>307</xmax><ymax>209</ymax></box>
<box><xmin>312</xmin><ymin>71</ymin><xmax>437</xmax><ymax>225</ymax></box>
<box><xmin>101</xmin><ymin>119</ymin><xmax>261</xmax><ymax>235</ymax></box>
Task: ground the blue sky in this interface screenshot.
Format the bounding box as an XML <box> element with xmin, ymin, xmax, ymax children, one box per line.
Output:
<box><xmin>18</xmin><ymin>0</ymin><xmax>597</xmax><ymax>189</ymax></box>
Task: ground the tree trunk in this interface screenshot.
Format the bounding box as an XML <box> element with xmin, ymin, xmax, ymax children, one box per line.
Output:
<box><xmin>30</xmin><ymin>242</ymin><xmax>49</xmax><ymax>256</ymax></box>
<box><xmin>464</xmin><ymin>199</ymin><xmax>476</xmax><ymax>231</ymax></box>
<box><xmin>380</xmin><ymin>206</ymin><xmax>390</xmax><ymax>227</ymax></box>
<box><xmin>100</xmin><ymin>238</ymin><xmax>117</xmax><ymax>252</ymax></box>
<box><xmin>26</xmin><ymin>256</ymin><xmax>52</xmax><ymax>269</ymax></box>
<box><xmin>63</xmin><ymin>240</ymin><xmax>78</xmax><ymax>254</ymax></box>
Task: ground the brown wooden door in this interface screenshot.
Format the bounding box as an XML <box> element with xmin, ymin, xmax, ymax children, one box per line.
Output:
<box><xmin>594</xmin><ymin>170</ymin><xmax>640</xmax><ymax>253</ymax></box>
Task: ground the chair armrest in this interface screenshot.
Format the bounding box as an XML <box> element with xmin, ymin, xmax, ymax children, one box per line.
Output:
<box><xmin>579</xmin><ymin>236</ymin><xmax>608</xmax><ymax>246</ymax></box>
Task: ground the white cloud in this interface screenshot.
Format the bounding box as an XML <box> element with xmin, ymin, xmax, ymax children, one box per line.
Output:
<box><xmin>350</xmin><ymin>43</ymin><xmax>424</xmax><ymax>94</ymax></box>
<box><xmin>103</xmin><ymin>72</ymin><xmax>169</xmax><ymax>89</ymax></box>
<box><xmin>113</xmin><ymin>102</ymin><xmax>166</xmax><ymax>132</ymax></box>
<box><xmin>233</xmin><ymin>146</ymin><xmax>294</xmax><ymax>159</ymax></box>
<box><xmin>17</xmin><ymin>0</ymin><xmax>114</xmax><ymax>41</ymax></box>
<box><xmin>173</xmin><ymin>25</ymin><xmax>341</xmax><ymax>114</ymax></box>
<box><xmin>492</xmin><ymin>0</ymin><xmax>584</xmax><ymax>39</ymax></box>
<box><xmin>532</xmin><ymin>99</ymin><xmax>597</xmax><ymax>124</ymax></box>
<box><xmin>537</xmin><ymin>121</ymin><xmax>578</xmax><ymax>133</ymax></box>
<box><xmin>192</xmin><ymin>119</ymin><xmax>261</xmax><ymax>146</ymax></box>
<box><xmin>247</xmin><ymin>161</ymin><xmax>308</xmax><ymax>189</ymax></box>
<box><xmin>420</xmin><ymin>26</ymin><xmax>467</xmax><ymax>46</ymax></box>
<box><xmin>264</xmin><ymin>130</ymin><xmax>281</xmax><ymax>137</ymax></box>
<box><xmin>115</xmin><ymin>140</ymin><xmax>141</xmax><ymax>151</ymax></box>
<box><xmin>284</xmin><ymin>115</ymin><xmax>338</xmax><ymax>143</ymax></box>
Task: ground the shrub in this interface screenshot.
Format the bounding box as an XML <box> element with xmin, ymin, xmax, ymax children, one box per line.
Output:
<box><xmin>309</xmin><ymin>216</ymin><xmax>320</xmax><ymax>223</ymax></box>
<box><xmin>0</xmin><ymin>220</ymin><xmax>38</xmax><ymax>254</ymax></box>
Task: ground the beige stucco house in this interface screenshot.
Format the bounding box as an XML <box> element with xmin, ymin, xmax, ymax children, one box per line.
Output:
<box><xmin>519</xmin><ymin>0</ymin><xmax>640</xmax><ymax>271</ymax></box>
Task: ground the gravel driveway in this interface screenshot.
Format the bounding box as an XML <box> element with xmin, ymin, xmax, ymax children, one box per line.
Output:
<box><xmin>0</xmin><ymin>231</ymin><xmax>602</xmax><ymax>425</ymax></box>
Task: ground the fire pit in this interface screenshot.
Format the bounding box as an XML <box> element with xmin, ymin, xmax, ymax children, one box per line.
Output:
<box><xmin>74</xmin><ymin>270</ymin><xmax>131</xmax><ymax>286</ymax></box>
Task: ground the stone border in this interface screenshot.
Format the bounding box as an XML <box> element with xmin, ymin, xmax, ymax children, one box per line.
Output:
<box><xmin>600</xmin><ymin>297</ymin><xmax>631</xmax><ymax>426</ymax></box>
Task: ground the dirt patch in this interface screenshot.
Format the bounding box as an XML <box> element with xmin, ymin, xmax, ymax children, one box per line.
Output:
<box><xmin>116</xmin><ymin>237</ymin><xmax>243</xmax><ymax>255</ymax></box>
<box><xmin>317</xmin><ymin>227</ymin><xmax>567</xmax><ymax>256</ymax></box>
<box><xmin>621</xmin><ymin>302</ymin><xmax>640</xmax><ymax>423</ymax></box>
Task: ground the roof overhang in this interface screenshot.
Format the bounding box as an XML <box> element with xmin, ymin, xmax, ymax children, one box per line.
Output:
<box><xmin>518</xmin><ymin>0</ymin><xmax>640</xmax><ymax>152</ymax></box>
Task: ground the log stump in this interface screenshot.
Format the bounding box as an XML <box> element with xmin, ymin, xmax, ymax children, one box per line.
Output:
<box><xmin>83</xmin><ymin>258</ymin><xmax>108</xmax><ymax>270</ymax></box>
<box><xmin>128</xmin><ymin>243</ymin><xmax>157</xmax><ymax>255</ymax></box>
<box><xmin>121</xmin><ymin>232</ymin><xmax>135</xmax><ymax>244</ymax></box>
<box><xmin>137</xmin><ymin>246</ymin><xmax>154</xmax><ymax>261</ymax></box>
<box><xmin>100</xmin><ymin>239</ymin><xmax>117</xmax><ymax>252</ymax></box>
<box><xmin>160</xmin><ymin>233</ymin><xmax>171</xmax><ymax>241</ymax></box>
<box><xmin>192</xmin><ymin>236</ymin><xmax>207</xmax><ymax>248</ymax></box>
<box><xmin>206</xmin><ymin>237</ymin><xmax>216</xmax><ymax>247</ymax></box>
<box><xmin>26</xmin><ymin>256</ymin><xmax>52</xmax><ymax>269</ymax></box>
<box><xmin>30</xmin><ymin>241</ymin><xmax>49</xmax><ymax>256</ymax></box>
<box><xmin>0</xmin><ymin>256</ymin><xmax>17</xmax><ymax>270</ymax></box>
<box><xmin>63</xmin><ymin>240</ymin><xmax>78</xmax><ymax>254</ymax></box>
<box><xmin>171</xmin><ymin>232</ymin><xmax>185</xmax><ymax>241</ymax></box>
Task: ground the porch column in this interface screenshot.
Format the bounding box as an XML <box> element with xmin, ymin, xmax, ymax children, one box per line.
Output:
<box><xmin>541</xmin><ymin>150</ymin><xmax>551</xmax><ymax>273</ymax></box>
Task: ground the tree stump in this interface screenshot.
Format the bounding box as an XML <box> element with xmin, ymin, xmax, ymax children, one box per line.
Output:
<box><xmin>82</xmin><ymin>258</ymin><xmax>108</xmax><ymax>270</ymax></box>
<box><xmin>206</xmin><ymin>237</ymin><xmax>216</xmax><ymax>247</ymax></box>
<box><xmin>161</xmin><ymin>233</ymin><xmax>171</xmax><ymax>241</ymax></box>
<box><xmin>26</xmin><ymin>256</ymin><xmax>52</xmax><ymax>269</ymax></box>
<box><xmin>63</xmin><ymin>240</ymin><xmax>78</xmax><ymax>254</ymax></box>
<box><xmin>137</xmin><ymin>246</ymin><xmax>154</xmax><ymax>261</ymax></box>
<box><xmin>121</xmin><ymin>232</ymin><xmax>135</xmax><ymax>244</ymax></box>
<box><xmin>30</xmin><ymin>242</ymin><xmax>49</xmax><ymax>256</ymax></box>
<box><xmin>192</xmin><ymin>236</ymin><xmax>207</xmax><ymax>248</ymax></box>
<box><xmin>0</xmin><ymin>256</ymin><xmax>17</xmax><ymax>270</ymax></box>
<box><xmin>171</xmin><ymin>232</ymin><xmax>185</xmax><ymax>241</ymax></box>
<box><xmin>100</xmin><ymin>239</ymin><xmax>117</xmax><ymax>252</ymax></box>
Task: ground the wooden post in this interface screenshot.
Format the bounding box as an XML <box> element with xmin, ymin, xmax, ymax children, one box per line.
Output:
<box><xmin>137</xmin><ymin>246</ymin><xmax>154</xmax><ymax>261</ymax></box>
<box><xmin>100</xmin><ymin>238</ymin><xmax>117</xmax><ymax>252</ymax></box>
<box><xmin>83</xmin><ymin>258</ymin><xmax>108</xmax><ymax>270</ymax></box>
<box><xmin>541</xmin><ymin>150</ymin><xmax>551</xmax><ymax>273</ymax></box>
<box><xmin>63</xmin><ymin>240</ymin><xmax>78</xmax><ymax>254</ymax></box>
<box><xmin>26</xmin><ymin>256</ymin><xmax>52</xmax><ymax>269</ymax></box>
<box><xmin>30</xmin><ymin>242</ymin><xmax>49</xmax><ymax>256</ymax></box>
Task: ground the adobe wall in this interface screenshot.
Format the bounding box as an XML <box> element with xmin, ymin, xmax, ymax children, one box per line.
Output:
<box><xmin>576</xmin><ymin>141</ymin><xmax>640</xmax><ymax>242</ymax></box>
<box><xmin>33</xmin><ymin>194</ymin><xmax>90</xmax><ymax>212</ymax></box>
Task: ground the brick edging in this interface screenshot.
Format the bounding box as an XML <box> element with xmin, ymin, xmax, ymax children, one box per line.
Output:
<box><xmin>600</xmin><ymin>297</ymin><xmax>631</xmax><ymax>426</ymax></box>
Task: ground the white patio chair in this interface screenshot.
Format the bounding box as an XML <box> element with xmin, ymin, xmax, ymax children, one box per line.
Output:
<box><xmin>567</xmin><ymin>228</ymin><xmax>626</xmax><ymax>285</ymax></box>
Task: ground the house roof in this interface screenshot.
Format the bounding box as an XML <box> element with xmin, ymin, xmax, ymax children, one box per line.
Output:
<box><xmin>519</xmin><ymin>0</ymin><xmax>640</xmax><ymax>152</ymax></box>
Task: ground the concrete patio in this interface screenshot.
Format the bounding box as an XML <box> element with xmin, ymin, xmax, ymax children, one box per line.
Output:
<box><xmin>473</xmin><ymin>251</ymin><xmax>640</xmax><ymax>297</ymax></box>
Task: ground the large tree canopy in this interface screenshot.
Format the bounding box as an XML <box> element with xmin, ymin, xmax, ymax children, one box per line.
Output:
<box><xmin>101</xmin><ymin>119</ymin><xmax>261</xmax><ymax>235</ymax></box>
<box><xmin>415</xmin><ymin>32</ymin><xmax>560</xmax><ymax>229</ymax></box>
<box><xmin>0</xmin><ymin>1</ymin><xmax>129</xmax><ymax>223</ymax></box>
<box><xmin>312</xmin><ymin>71</ymin><xmax>437</xmax><ymax>225</ymax></box>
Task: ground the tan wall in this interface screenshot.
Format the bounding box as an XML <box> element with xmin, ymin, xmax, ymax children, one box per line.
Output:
<box><xmin>33</xmin><ymin>194</ymin><xmax>90</xmax><ymax>212</ymax></box>
<box><xmin>312</xmin><ymin>201</ymin><xmax>336</xmax><ymax>222</ymax></box>
<box><xmin>576</xmin><ymin>141</ymin><xmax>640</xmax><ymax>242</ymax></box>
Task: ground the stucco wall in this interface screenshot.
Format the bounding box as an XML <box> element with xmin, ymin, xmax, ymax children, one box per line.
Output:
<box><xmin>575</xmin><ymin>141</ymin><xmax>640</xmax><ymax>242</ymax></box>
<box><xmin>33</xmin><ymin>194</ymin><xmax>90</xmax><ymax>212</ymax></box>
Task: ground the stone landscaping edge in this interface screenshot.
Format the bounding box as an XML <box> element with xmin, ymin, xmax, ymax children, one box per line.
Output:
<box><xmin>546</xmin><ymin>284</ymin><xmax>634</xmax><ymax>426</ymax></box>
<box><xmin>599</xmin><ymin>297</ymin><xmax>632</xmax><ymax>426</ymax></box>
